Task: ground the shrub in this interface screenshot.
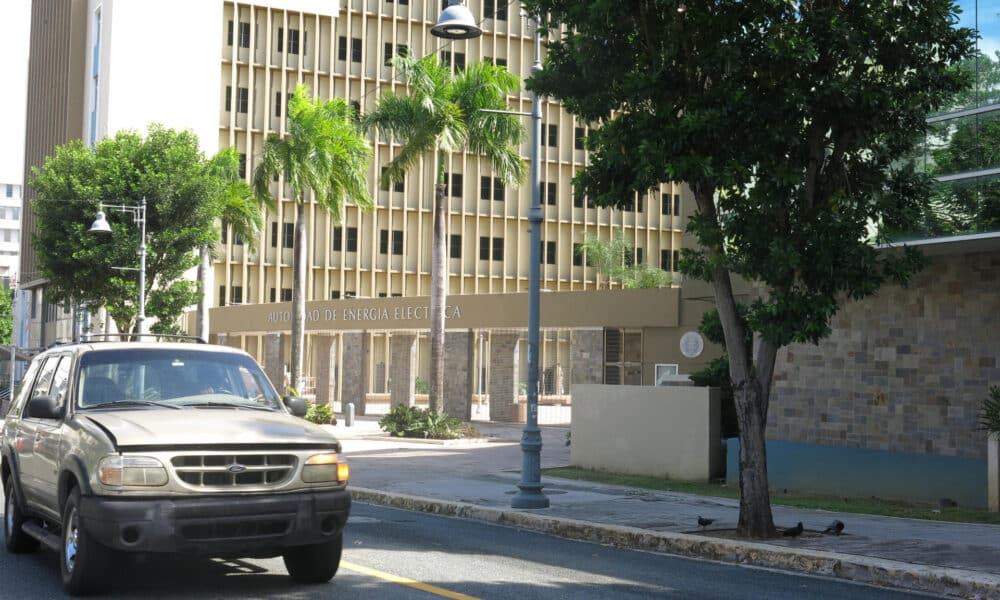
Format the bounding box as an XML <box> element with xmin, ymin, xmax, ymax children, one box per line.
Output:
<box><xmin>414</xmin><ymin>377</ymin><xmax>430</xmax><ymax>395</ymax></box>
<box><xmin>981</xmin><ymin>386</ymin><xmax>1000</xmax><ymax>439</ymax></box>
<box><xmin>305</xmin><ymin>401</ymin><xmax>336</xmax><ymax>425</ymax></box>
<box><xmin>378</xmin><ymin>405</ymin><xmax>466</xmax><ymax>439</ymax></box>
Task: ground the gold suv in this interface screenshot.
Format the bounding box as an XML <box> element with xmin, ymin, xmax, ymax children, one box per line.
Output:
<box><xmin>1</xmin><ymin>340</ymin><xmax>350</xmax><ymax>596</ymax></box>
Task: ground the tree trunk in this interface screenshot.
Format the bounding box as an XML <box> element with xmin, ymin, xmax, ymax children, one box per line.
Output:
<box><xmin>196</xmin><ymin>246</ymin><xmax>210</xmax><ymax>342</ymax></box>
<box><xmin>290</xmin><ymin>202</ymin><xmax>307</xmax><ymax>395</ymax></box>
<box><xmin>429</xmin><ymin>181</ymin><xmax>447</xmax><ymax>413</ymax></box>
<box><xmin>691</xmin><ymin>180</ymin><xmax>776</xmax><ymax>538</ymax></box>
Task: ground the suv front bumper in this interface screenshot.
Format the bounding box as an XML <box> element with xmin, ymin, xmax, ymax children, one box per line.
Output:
<box><xmin>79</xmin><ymin>489</ymin><xmax>351</xmax><ymax>556</ymax></box>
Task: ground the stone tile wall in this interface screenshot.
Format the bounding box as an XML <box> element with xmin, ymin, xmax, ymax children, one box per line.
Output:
<box><xmin>770</xmin><ymin>250</ymin><xmax>1000</xmax><ymax>460</ymax></box>
<box><xmin>571</xmin><ymin>329</ymin><xmax>604</xmax><ymax>385</ymax></box>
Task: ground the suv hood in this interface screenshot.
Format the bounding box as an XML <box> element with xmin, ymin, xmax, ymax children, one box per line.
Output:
<box><xmin>84</xmin><ymin>409</ymin><xmax>338</xmax><ymax>449</ymax></box>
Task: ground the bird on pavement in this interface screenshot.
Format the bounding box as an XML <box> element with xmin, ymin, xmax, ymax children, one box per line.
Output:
<box><xmin>822</xmin><ymin>520</ymin><xmax>845</xmax><ymax>535</ymax></box>
<box><xmin>697</xmin><ymin>516</ymin><xmax>715</xmax><ymax>529</ymax></box>
<box><xmin>782</xmin><ymin>522</ymin><xmax>804</xmax><ymax>538</ymax></box>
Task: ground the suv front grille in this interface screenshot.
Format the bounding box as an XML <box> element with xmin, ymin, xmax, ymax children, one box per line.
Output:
<box><xmin>171</xmin><ymin>454</ymin><xmax>296</xmax><ymax>488</ymax></box>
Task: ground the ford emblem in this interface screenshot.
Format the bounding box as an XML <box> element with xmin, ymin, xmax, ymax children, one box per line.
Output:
<box><xmin>227</xmin><ymin>464</ymin><xmax>247</xmax><ymax>473</ymax></box>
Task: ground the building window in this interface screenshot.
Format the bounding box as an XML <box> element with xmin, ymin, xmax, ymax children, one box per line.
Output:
<box><xmin>238</xmin><ymin>22</ymin><xmax>250</xmax><ymax>48</ymax></box>
<box><xmin>448</xmin><ymin>173</ymin><xmax>463</xmax><ymax>197</ymax></box>
<box><xmin>635</xmin><ymin>247</ymin><xmax>644</xmax><ymax>265</ymax></box>
<box><xmin>547</xmin><ymin>124</ymin><xmax>558</xmax><ymax>147</ymax></box>
<box><xmin>450</xmin><ymin>234</ymin><xmax>462</xmax><ymax>259</ymax></box>
<box><xmin>605</xmin><ymin>329</ymin><xmax>642</xmax><ymax>385</ymax></box>
<box><xmin>480</xmin><ymin>176</ymin><xmax>491</xmax><ymax>200</ymax></box>
<box><xmin>495</xmin><ymin>57</ymin><xmax>507</xmax><ymax>68</ymax></box>
<box><xmin>233</xmin><ymin>232</ymin><xmax>244</xmax><ymax>246</ymax></box>
<box><xmin>333</xmin><ymin>226</ymin><xmax>343</xmax><ymax>251</ymax></box>
<box><xmin>543</xmin><ymin>182</ymin><xmax>557</xmax><ymax>206</ymax></box>
<box><xmin>379</xmin><ymin>229</ymin><xmax>389</xmax><ymax>253</ymax></box>
<box><xmin>231</xmin><ymin>286</ymin><xmax>243</xmax><ymax>304</ymax></box>
<box><xmin>479</xmin><ymin>236</ymin><xmax>490</xmax><ymax>260</ymax></box>
<box><xmin>483</xmin><ymin>0</ymin><xmax>508</xmax><ymax>20</ymax></box>
<box><xmin>492</xmin><ymin>237</ymin><xmax>504</xmax><ymax>261</ymax></box>
<box><xmin>346</xmin><ymin>226</ymin><xmax>358</xmax><ymax>252</ymax></box>
<box><xmin>673</xmin><ymin>249</ymin><xmax>680</xmax><ymax>271</ymax></box>
<box><xmin>238</xmin><ymin>154</ymin><xmax>247</xmax><ymax>178</ymax></box>
<box><xmin>289</xmin><ymin>29</ymin><xmax>301</xmax><ymax>54</ymax></box>
<box><xmin>575</xmin><ymin>127</ymin><xmax>586</xmax><ymax>150</ymax></box>
<box><xmin>661</xmin><ymin>249</ymin><xmax>670</xmax><ymax>271</ymax></box>
<box><xmin>674</xmin><ymin>194</ymin><xmax>681</xmax><ymax>216</ymax></box>
<box><xmin>282</xmin><ymin>222</ymin><xmax>294</xmax><ymax>248</ymax></box>
<box><xmin>493</xmin><ymin>178</ymin><xmax>505</xmax><ymax>201</ymax></box>
<box><xmin>540</xmin><ymin>241</ymin><xmax>556</xmax><ymax>264</ymax></box>
<box><xmin>441</xmin><ymin>51</ymin><xmax>465</xmax><ymax>70</ymax></box>
<box><xmin>281</xmin><ymin>288</ymin><xmax>292</xmax><ymax>302</ymax></box>
<box><xmin>228</xmin><ymin>20</ymin><xmax>234</xmax><ymax>45</ymax></box>
<box><xmin>331</xmin><ymin>290</ymin><xmax>341</xmax><ymax>299</ymax></box>
<box><xmin>219</xmin><ymin>286</ymin><xmax>227</xmax><ymax>307</ymax></box>
<box><xmin>384</xmin><ymin>43</ymin><xmax>408</xmax><ymax>65</ymax></box>
<box><xmin>225</xmin><ymin>86</ymin><xmax>232</xmax><ymax>111</ymax></box>
<box><xmin>392</xmin><ymin>230</ymin><xmax>403</xmax><ymax>255</ymax></box>
<box><xmin>574</xmin><ymin>193</ymin><xmax>584</xmax><ymax>209</ymax></box>
<box><xmin>381</xmin><ymin>167</ymin><xmax>404</xmax><ymax>193</ymax></box>
<box><xmin>237</xmin><ymin>87</ymin><xmax>249</xmax><ymax>113</ymax></box>
<box><xmin>5</xmin><ymin>185</ymin><xmax>12</xmax><ymax>198</ymax></box>
<box><xmin>637</xmin><ymin>196</ymin><xmax>644</xmax><ymax>213</ymax></box>
<box><xmin>573</xmin><ymin>243</ymin><xmax>584</xmax><ymax>267</ymax></box>
<box><xmin>270</xmin><ymin>222</ymin><xmax>278</xmax><ymax>247</ymax></box>
<box><xmin>351</xmin><ymin>38</ymin><xmax>362</xmax><ymax>63</ymax></box>
<box><xmin>338</xmin><ymin>36</ymin><xmax>347</xmax><ymax>60</ymax></box>
<box><xmin>661</xmin><ymin>192</ymin><xmax>671</xmax><ymax>215</ymax></box>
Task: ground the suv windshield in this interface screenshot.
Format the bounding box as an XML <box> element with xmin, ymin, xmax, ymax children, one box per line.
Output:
<box><xmin>76</xmin><ymin>348</ymin><xmax>282</xmax><ymax>411</ymax></box>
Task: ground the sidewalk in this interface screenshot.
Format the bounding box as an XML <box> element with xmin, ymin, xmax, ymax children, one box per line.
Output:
<box><xmin>329</xmin><ymin>417</ymin><xmax>1000</xmax><ymax>599</ymax></box>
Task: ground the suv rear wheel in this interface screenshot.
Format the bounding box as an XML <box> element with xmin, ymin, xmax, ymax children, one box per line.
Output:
<box><xmin>61</xmin><ymin>488</ymin><xmax>113</xmax><ymax>596</ymax></box>
<box><xmin>4</xmin><ymin>474</ymin><xmax>40</xmax><ymax>553</ymax></box>
<box><xmin>282</xmin><ymin>533</ymin><xmax>343</xmax><ymax>583</ymax></box>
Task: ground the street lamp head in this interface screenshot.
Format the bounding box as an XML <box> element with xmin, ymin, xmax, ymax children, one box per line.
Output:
<box><xmin>431</xmin><ymin>0</ymin><xmax>482</xmax><ymax>40</ymax></box>
<box><xmin>88</xmin><ymin>211</ymin><xmax>112</xmax><ymax>234</ymax></box>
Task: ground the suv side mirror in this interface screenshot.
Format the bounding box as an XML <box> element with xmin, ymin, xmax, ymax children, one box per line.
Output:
<box><xmin>26</xmin><ymin>395</ymin><xmax>64</xmax><ymax>420</ymax></box>
<box><xmin>283</xmin><ymin>396</ymin><xmax>308</xmax><ymax>418</ymax></box>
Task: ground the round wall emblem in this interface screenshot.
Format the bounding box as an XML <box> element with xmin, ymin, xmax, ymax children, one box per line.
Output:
<box><xmin>679</xmin><ymin>331</ymin><xmax>704</xmax><ymax>358</ymax></box>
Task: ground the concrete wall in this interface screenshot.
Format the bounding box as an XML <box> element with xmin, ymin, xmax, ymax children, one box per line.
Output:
<box><xmin>571</xmin><ymin>384</ymin><xmax>721</xmax><ymax>481</ymax></box>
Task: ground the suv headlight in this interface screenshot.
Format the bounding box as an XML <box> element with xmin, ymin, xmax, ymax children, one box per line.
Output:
<box><xmin>302</xmin><ymin>453</ymin><xmax>349</xmax><ymax>483</ymax></box>
<box><xmin>98</xmin><ymin>456</ymin><xmax>168</xmax><ymax>487</ymax></box>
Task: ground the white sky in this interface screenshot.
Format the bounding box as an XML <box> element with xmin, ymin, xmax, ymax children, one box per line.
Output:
<box><xmin>0</xmin><ymin>0</ymin><xmax>31</xmax><ymax>185</ymax></box>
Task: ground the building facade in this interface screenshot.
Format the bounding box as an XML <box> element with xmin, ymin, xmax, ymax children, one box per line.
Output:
<box><xmin>19</xmin><ymin>0</ymin><xmax>705</xmax><ymax>407</ymax></box>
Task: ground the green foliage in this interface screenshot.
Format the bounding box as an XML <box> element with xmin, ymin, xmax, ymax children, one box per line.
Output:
<box><xmin>378</xmin><ymin>405</ymin><xmax>466</xmax><ymax>439</ymax></box>
<box><xmin>305</xmin><ymin>401</ymin><xmax>336</xmax><ymax>425</ymax></box>
<box><xmin>414</xmin><ymin>377</ymin><xmax>430</xmax><ymax>395</ymax></box>
<box><xmin>30</xmin><ymin>125</ymin><xmax>218</xmax><ymax>333</ymax></box>
<box><xmin>576</xmin><ymin>234</ymin><xmax>672</xmax><ymax>289</ymax></box>
<box><xmin>688</xmin><ymin>307</ymin><xmax>752</xmax><ymax>439</ymax></box>
<box><xmin>981</xmin><ymin>386</ymin><xmax>1000</xmax><ymax>439</ymax></box>
<box><xmin>0</xmin><ymin>286</ymin><xmax>11</xmax><ymax>345</ymax></box>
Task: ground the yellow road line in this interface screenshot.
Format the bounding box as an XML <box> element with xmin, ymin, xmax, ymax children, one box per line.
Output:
<box><xmin>340</xmin><ymin>561</ymin><xmax>481</xmax><ymax>600</ymax></box>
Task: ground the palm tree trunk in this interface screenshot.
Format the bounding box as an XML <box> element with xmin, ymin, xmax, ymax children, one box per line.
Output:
<box><xmin>291</xmin><ymin>202</ymin><xmax>307</xmax><ymax>394</ymax></box>
<box><xmin>197</xmin><ymin>246</ymin><xmax>210</xmax><ymax>342</ymax></box>
<box><xmin>429</xmin><ymin>181</ymin><xmax>447</xmax><ymax>413</ymax></box>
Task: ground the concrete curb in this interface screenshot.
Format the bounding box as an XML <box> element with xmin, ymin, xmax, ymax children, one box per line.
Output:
<box><xmin>350</xmin><ymin>487</ymin><xmax>1000</xmax><ymax>599</ymax></box>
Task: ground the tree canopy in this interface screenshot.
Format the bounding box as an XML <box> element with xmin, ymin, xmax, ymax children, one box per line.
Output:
<box><xmin>576</xmin><ymin>233</ymin><xmax>672</xmax><ymax>289</ymax></box>
<box><xmin>31</xmin><ymin>125</ymin><xmax>220</xmax><ymax>334</ymax></box>
<box><xmin>525</xmin><ymin>0</ymin><xmax>975</xmax><ymax>537</ymax></box>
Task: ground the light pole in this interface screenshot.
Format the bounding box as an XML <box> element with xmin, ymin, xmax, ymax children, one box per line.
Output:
<box><xmin>432</xmin><ymin>2</ymin><xmax>549</xmax><ymax>509</ymax></box>
<box><xmin>88</xmin><ymin>197</ymin><xmax>148</xmax><ymax>336</ymax></box>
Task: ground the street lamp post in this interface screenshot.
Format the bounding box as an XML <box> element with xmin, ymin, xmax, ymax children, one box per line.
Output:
<box><xmin>432</xmin><ymin>2</ymin><xmax>549</xmax><ymax>509</ymax></box>
<box><xmin>88</xmin><ymin>197</ymin><xmax>148</xmax><ymax>336</ymax></box>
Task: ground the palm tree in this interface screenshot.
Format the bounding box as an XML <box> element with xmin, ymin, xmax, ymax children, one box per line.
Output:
<box><xmin>253</xmin><ymin>84</ymin><xmax>372</xmax><ymax>393</ymax></box>
<box><xmin>197</xmin><ymin>147</ymin><xmax>263</xmax><ymax>341</ymax></box>
<box><xmin>365</xmin><ymin>55</ymin><xmax>525</xmax><ymax>413</ymax></box>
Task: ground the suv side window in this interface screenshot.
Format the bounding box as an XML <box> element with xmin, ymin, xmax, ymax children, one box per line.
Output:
<box><xmin>29</xmin><ymin>356</ymin><xmax>62</xmax><ymax>402</ymax></box>
<box><xmin>7</xmin><ymin>358</ymin><xmax>42</xmax><ymax>417</ymax></box>
<box><xmin>49</xmin><ymin>357</ymin><xmax>72</xmax><ymax>409</ymax></box>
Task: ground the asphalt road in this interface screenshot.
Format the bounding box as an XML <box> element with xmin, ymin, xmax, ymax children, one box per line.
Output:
<box><xmin>0</xmin><ymin>502</ymin><xmax>945</xmax><ymax>599</ymax></box>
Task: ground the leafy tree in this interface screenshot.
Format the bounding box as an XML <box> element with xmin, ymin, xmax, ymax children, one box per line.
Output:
<box><xmin>526</xmin><ymin>0</ymin><xmax>974</xmax><ymax>537</ymax></box>
<box><xmin>197</xmin><ymin>148</ymin><xmax>263</xmax><ymax>341</ymax></box>
<box><xmin>688</xmin><ymin>307</ymin><xmax>753</xmax><ymax>440</ymax></box>
<box><xmin>0</xmin><ymin>285</ymin><xmax>12</xmax><ymax>345</ymax></box>
<box><xmin>253</xmin><ymin>84</ymin><xmax>372</xmax><ymax>392</ymax></box>
<box><xmin>576</xmin><ymin>233</ymin><xmax>672</xmax><ymax>288</ymax></box>
<box><xmin>364</xmin><ymin>55</ymin><xmax>525</xmax><ymax>412</ymax></box>
<box><xmin>31</xmin><ymin>125</ymin><xmax>219</xmax><ymax>334</ymax></box>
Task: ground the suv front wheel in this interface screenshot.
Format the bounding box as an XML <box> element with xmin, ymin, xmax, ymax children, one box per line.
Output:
<box><xmin>282</xmin><ymin>534</ymin><xmax>343</xmax><ymax>583</ymax></box>
<box><xmin>4</xmin><ymin>474</ymin><xmax>40</xmax><ymax>553</ymax></box>
<box><xmin>61</xmin><ymin>488</ymin><xmax>113</xmax><ymax>596</ymax></box>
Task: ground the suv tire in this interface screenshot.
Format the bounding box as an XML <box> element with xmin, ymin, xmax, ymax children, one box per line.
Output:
<box><xmin>4</xmin><ymin>475</ymin><xmax>40</xmax><ymax>553</ymax></box>
<box><xmin>282</xmin><ymin>533</ymin><xmax>343</xmax><ymax>583</ymax></box>
<box><xmin>61</xmin><ymin>488</ymin><xmax>112</xmax><ymax>596</ymax></box>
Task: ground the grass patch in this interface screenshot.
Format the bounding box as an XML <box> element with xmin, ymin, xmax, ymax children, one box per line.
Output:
<box><xmin>543</xmin><ymin>466</ymin><xmax>1000</xmax><ymax>525</ymax></box>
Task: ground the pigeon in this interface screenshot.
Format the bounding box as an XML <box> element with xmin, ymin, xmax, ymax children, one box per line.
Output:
<box><xmin>697</xmin><ymin>516</ymin><xmax>715</xmax><ymax>529</ymax></box>
<box><xmin>782</xmin><ymin>522</ymin><xmax>804</xmax><ymax>538</ymax></box>
<box><xmin>822</xmin><ymin>520</ymin><xmax>845</xmax><ymax>535</ymax></box>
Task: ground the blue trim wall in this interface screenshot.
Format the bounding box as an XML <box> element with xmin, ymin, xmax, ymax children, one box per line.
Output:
<box><xmin>726</xmin><ymin>439</ymin><xmax>987</xmax><ymax>508</ymax></box>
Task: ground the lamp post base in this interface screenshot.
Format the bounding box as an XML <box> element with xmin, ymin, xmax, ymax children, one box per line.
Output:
<box><xmin>511</xmin><ymin>427</ymin><xmax>550</xmax><ymax>509</ymax></box>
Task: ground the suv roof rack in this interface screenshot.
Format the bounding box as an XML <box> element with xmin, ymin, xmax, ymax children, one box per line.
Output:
<box><xmin>80</xmin><ymin>333</ymin><xmax>207</xmax><ymax>344</ymax></box>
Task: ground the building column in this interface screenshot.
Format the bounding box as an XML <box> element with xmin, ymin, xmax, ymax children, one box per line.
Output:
<box><xmin>444</xmin><ymin>329</ymin><xmax>474</xmax><ymax>420</ymax></box>
<box><xmin>264</xmin><ymin>333</ymin><xmax>286</xmax><ymax>393</ymax></box>
<box><xmin>389</xmin><ymin>333</ymin><xmax>417</xmax><ymax>409</ymax></box>
<box><xmin>314</xmin><ymin>334</ymin><xmax>336</xmax><ymax>406</ymax></box>
<box><xmin>489</xmin><ymin>332</ymin><xmax>522</xmax><ymax>423</ymax></box>
<box><xmin>571</xmin><ymin>328</ymin><xmax>604</xmax><ymax>385</ymax></box>
<box><xmin>342</xmin><ymin>331</ymin><xmax>368</xmax><ymax>415</ymax></box>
